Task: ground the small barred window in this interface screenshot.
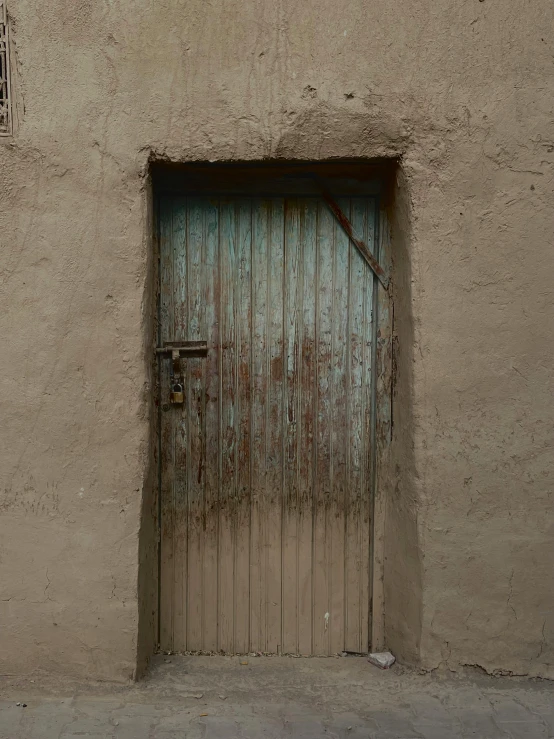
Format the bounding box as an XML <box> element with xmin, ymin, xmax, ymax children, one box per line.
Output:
<box><xmin>0</xmin><ymin>0</ymin><xmax>11</xmax><ymax>135</ymax></box>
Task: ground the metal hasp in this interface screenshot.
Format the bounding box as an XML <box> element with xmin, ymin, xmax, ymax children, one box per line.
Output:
<box><xmin>157</xmin><ymin>341</ymin><xmax>208</xmax><ymax>405</ymax></box>
<box><xmin>318</xmin><ymin>185</ymin><xmax>389</xmax><ymax>289</ymax></box>
<box><xmin>156</xmin><ymin>340</ymin><xmax>209</xmax><ymax>358</ymax></box>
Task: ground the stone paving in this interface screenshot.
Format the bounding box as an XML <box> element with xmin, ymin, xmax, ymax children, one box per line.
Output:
<box><xmin>1</xmin><ymin>655</ymin><xmax>553</xmax><ymax>738</ymax></box>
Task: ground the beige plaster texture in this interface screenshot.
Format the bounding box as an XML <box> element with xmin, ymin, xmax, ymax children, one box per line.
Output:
<box><xmin>0</xmin><ymin>0</ymin><xmax>552</xmax><ymax>682</ymax></box>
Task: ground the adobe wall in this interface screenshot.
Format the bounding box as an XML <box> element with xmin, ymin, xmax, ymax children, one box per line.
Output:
<box><xmin>0</xmin><ymin>0</ymin><xmax>552</xmax><ymax>680</ymax></box>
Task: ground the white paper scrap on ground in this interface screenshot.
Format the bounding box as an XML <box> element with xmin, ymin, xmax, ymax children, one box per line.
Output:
<box><xmin>368</xmin><ymin>651</ymin><xmax>396</xmax><ymax>669</ymax></box>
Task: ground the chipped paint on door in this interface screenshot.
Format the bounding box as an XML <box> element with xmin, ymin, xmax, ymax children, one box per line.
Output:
<box><xmin>159</xmin><ymin>194</ymin><xmax>380</xmax><ymax>655</ymax></box>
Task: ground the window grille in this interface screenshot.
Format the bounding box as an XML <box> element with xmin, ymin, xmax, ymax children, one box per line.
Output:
<box><xmin>0</xmin><ymin>0</ymin><xmax>11</xmax><ymax>135</ymax></box>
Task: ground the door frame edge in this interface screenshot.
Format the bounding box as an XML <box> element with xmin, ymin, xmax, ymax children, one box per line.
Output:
<box><xmin>369</xmin><ymin>198</ymin><xmax>393</xmax><ymax>652</ymax></box>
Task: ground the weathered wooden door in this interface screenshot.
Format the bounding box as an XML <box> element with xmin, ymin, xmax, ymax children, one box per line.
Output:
<box><xmin>159</xmin><ymin>193</ymin><xmax>379</xmax><ymax>655</ymax></box>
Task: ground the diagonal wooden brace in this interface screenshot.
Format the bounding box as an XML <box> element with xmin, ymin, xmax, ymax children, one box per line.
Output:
<box><xmin>319</xmin><ymin>187</ymin><xmax>389</xmax><ymax>289</ymax></box>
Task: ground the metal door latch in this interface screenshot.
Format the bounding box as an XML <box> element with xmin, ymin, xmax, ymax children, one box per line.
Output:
<box><xmin>155</xmin><ymin>341</ymin><xmax>209</xmax><ymax>359</ymax></box>
<box><xmin>156</xmin><ymin>341</ymin><xmax>208</xmax><ymax>405</ymax></box>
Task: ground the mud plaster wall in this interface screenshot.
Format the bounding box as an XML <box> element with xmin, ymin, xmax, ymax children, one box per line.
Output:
<box><xmin>0</xmin><ymin>0</ymin><xmax>552</xmax><ymax>682</ymax></box>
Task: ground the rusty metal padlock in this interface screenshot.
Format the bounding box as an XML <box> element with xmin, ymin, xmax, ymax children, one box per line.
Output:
<box><xmin>170</xmin><ymin>381</ymin><xmax>184</xmax><ymax>405</ymax></box>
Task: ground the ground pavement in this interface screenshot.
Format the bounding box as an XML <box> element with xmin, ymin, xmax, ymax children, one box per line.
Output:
<box><xmin>1</xmin><ymin>654</ymin><xmax>552</xmax><ymax>738</ymax></box>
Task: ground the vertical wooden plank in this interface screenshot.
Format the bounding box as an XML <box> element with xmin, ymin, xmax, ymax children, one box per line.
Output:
<box><xmin>297</xmin><ymin>200</ymin><xmax>316</xmax><ymax>655</ymax></box>
<box><xmin>249</xmin><ymin>199</ymin><xmax>269</xmax><ymax>652</ymax></box>
<box><xmin>185</xmin><ymin>198</ymin><xmax>205</xmax><ymax>650</ymax></box>
<box><xmin>313</xmin><ymin>201</ymin><xmax>333</xmax><ymax>655</ymax></box>
<box><xmin>329</xmin><ymin>198</ymin><xmax>349</xmax><ymax>655</ymax></box>
<box><xmin>361</xmin><ymin>199</ymin><xmax>376</xmax><ymax>651</ymax></box>
<box><xmin>159</xmin><ymin>196</ymin><xmax>175</xmax><ymax>652</ymax></box>
<box><xmin>234</xmin><ymin>199</ymin><xmax>252</xmax><ymax>653</ymax></box>
<box><xmin>282</xmin><ymin>199</ymin><xmax>300</xmax><ymax>654</ymax></box>
<box><xmin>218</xmin><ymin>199</ymin><xmax>236</xmax><ymax>652</ymax></box>
<box><xmin>344</xmin><ymin>198</ymin><xmax>368</xmax><ymax>652</ymax></box>
<box><xmin>266</xmin><ymin>199</ymin><xmax>285</xmax><ymax>653</ymax></box>
<box><xmin>202</xmin><ymin>198</ymin><xmax>220</xmax><ymax>652</ymax></box>
<box><xmin>171</xmin><ymin>197</ymin><xmax>188</xmax><ymax>651</ymax></box>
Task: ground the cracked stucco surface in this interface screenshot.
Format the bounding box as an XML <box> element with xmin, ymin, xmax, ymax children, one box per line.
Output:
<box><xmin>0</xmin><ymin>0</ymin><xmax>553</xmax><ymax>681</ymax></box>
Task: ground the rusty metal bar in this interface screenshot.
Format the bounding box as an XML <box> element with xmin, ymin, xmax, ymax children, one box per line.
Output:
<box><xmin>156</xmin><ymin>340</ymin><xmax>208</xmax><ymax>358</ymax></box>
<box><xmin>318</xmin><ymin>186</ymin><xmax>388</xmax><ymax>289</ymax></box>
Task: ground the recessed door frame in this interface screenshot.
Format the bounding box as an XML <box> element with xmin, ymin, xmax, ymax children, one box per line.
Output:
<box><xmin>150</xmin><ymin>160</ymin><xmax>393</xmax><ymax>655</ymax></box>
